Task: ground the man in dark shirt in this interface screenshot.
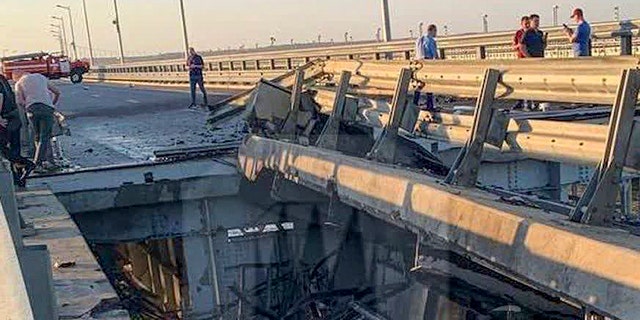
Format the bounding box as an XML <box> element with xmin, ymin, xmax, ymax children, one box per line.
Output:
<box><xmin>521</xmin><ymin>14</ymin><xmax>547</xmax><ymax>58</ymax></box>
<box><xmin>187</xmin><ymin>47</ymin><xmax>208</xmax><ymax>108</ymax></box>
<box><xmin>0</xmin><ymin>74</ymin><xmax>35</xmax><ymax>186</ymax></box>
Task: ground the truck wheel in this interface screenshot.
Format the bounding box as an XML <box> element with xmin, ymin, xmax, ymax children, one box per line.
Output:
<box><xmin>70</xmin><ymin>71</ymin><xmax>83</xmax><ymax>84</ymax></box>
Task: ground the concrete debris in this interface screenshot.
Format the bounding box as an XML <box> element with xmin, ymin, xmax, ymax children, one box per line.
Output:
<box><xmin>54</xmin><ymin>261</ymin><xmax>77</xmax><ymax>269</ymax></box>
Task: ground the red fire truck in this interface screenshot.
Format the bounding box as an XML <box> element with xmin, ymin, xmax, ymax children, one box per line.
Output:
<box><xmin>1</xmin><ymin>52</ymin><xmax>90</xmax><ymax>84</ymax></box>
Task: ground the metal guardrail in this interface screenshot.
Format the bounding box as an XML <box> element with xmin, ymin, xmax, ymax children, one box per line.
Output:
<box><xmin>88</xmin><ymin>20</ymin><xmax>640</xmax><ymax>87</ymax></box>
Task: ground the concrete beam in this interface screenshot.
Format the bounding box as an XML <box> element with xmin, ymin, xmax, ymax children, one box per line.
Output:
<box><xmin>30</xmin><ymin>159</ymin><xmax>240</xmax><ymax>214</ymax></box>
<box><xmin>238</xmin><ymin>135</ymin><xmax>640</xmax><ymax>320</ymax></box>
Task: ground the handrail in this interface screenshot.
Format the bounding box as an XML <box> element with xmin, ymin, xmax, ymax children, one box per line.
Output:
<box><xmin>97</xmin><ymin>19</ymin><xmax>638</xmax><ymax>68</ymax></box>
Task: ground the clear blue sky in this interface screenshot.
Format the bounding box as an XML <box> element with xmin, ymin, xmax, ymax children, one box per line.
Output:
<box><xmin>1</xmin><ymin>0</ymin><xmax>638</xmax><ymax>57</ymax></box>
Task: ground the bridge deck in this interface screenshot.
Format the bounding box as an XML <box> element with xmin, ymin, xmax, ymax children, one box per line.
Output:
<box><xmin>239</xmin><ymin>135</ymin><xmax>640</xmax><ymax>320</ymax></box>
<box><xmin>17</xmin><ymin>188</ymin><xmax>127</xmax><ymax>319</ymax></box>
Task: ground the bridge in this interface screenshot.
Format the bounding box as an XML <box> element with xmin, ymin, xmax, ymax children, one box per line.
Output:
<box><xmin>3</xmin><ymin>15</ymin><xmax>640</xmax><ymax>320</ymax></box>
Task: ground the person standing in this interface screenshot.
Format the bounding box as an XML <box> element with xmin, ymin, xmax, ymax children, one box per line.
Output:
<box><xmin>187</xmin><ymin>47</ymin><xmax>208</xmax><ymax>108</ymax></box>
<box><xmin>414</xmin><ymin>24</ymin><xmax>440</xmax><ymax>110</ymax></box>
<box><xmin>513</xmin><ymin>16</ymin><xmax>531</xmax><ymax>59</ymax></box>
<box><xmin>0</xmin><ymin>74</ymin><xmax>35</xmax><ymax>185</ymax></box>
<box><xmin>520</xmin><ymin>14</ymin><xmax>547</xmax><ymax>58</ymax></box>
<box><xmin>13</xmin><ymin>72</ymin><xmax>60</xmax><ymax>172</ymax></box>
<box><xmin>564</xmin><ymin>8</ymin><xmax>591</xmax><ymax>57</ymax></box>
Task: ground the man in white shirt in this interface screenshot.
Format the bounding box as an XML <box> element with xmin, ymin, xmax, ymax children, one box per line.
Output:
<box><xmin>13</xmin><ymin>72</ymin><xmax>60</xmax><ymax>170</ymax></box>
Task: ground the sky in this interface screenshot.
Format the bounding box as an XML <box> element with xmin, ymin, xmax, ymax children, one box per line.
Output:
<box><xmin>1</xmin><ymin>0</ymin><xmax>639</xmax><ymax>58</ymax></box>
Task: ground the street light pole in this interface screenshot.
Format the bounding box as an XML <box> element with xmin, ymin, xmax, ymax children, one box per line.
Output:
<box><xmin>482</xmin><ymin>14</ymin><xmax>489</xmax><ymax>33</ymax></box>
<box><xmin>552</xmin><ymin>5</ymin><xmax>559</xmax><ymax>26</ymax></box>
<box><xmin>51</xmin><ymin>16</ymin><xmax>68</xmax><ymax>56</ymax></box>
<box><xmin>380</xmin><ymin>0</ymin><xmax>392</xmax><ymax>41</ymax></box>
<box><xmin>56</xmin><ymin>5</ymin><xmax>78</xmax><ymax>60</ymax></box>
<box><xmin>112</xmin><ymin>0</ymin><xmax>125</xmax><ymax>64</ymax></box>
<box><xmin>614</xmin><ymin>6</ymin><xmax>620</xmax><ymax>21</ymax></box>
<box><xmin>178</xmin><ymin>0</ymin><xmax>190</xmax><ymax>59</ymax></box>
<box><xmin>81</xmin><ymin>0</ymin><xmax>95</xmax><ymax>66</ymax></box>
<box><xmin>50</xmin><ymin>30</ymin><xmax>64</xmax><ymax>55</ymax></box>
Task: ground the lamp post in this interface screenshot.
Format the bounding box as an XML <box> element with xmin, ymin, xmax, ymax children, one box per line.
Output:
<box><xmin>56</xmin><ymin>5</ymin><xmax>78</xmax><ymax>60</ymax></box>
<box><xmin>482</xmin><ymin>14</ymin><xmax>489</xmax><ymax>33</ymax></box>
<box><xmin>444</xmin><ymin>25</ymin><xmax>449</xmax><ymax>36</ymax></box>
<box><xmin>50</xmin><ymin>30</ymin><xmax>64</xmax><ymax>54</ymax></box>
<box><xmin>418</xmin><ymin>22</ymin><xmax>424</xmax><ymax>36</ymax></box>
<box><xmin>380</xmin><ymin>0</ymin><xmax>392</xmax><ymax>41</ymax></box>
<box><xmin>552</xmin><ymin>5</ymin><xmax>559</xmax><ymax>26</ymax></box>
<box><xmin>614</xmin><ymin>6</ymin><xmax>620</xmax><ymax>21</ymax></box>
<box><xmin>51</xmin><ymin>16</ymin><xmax>68</xmax><ymax>56</ymax></box>
<box><xmin>178</xmin><ymin>0</ymin><xmax>190</xmax><ymax>59</ymax></box>
<box><xmin>375</xmin><ymin>28</ymin><xmax>382</xmax><ymax>42</ymax></box>
<box><xmin>81</xmin><ymin>0</ymin><xmax>95</xmax><ymax>66</ymax></box>
<box><xmin>112</xmin><ymin>0</ymin><xmax>125</xmax><ymax>64</ymax></box>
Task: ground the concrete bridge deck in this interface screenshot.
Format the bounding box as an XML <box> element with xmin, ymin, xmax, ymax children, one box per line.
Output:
<box><xmin>17</xmin><ymin>188</ymin><xmax>128</xmax><ymax>319</ymax></box>
<box><xmin>239</xmin><ymin>135</ymin><xmax>640</xmax><ymax>320</ymax></box>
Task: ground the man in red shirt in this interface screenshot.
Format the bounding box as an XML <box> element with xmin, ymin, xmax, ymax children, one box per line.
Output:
<box><xmin>513</xmin><ymin>16</ymin><xmax>531</xmax><ymax>59</ymax></box>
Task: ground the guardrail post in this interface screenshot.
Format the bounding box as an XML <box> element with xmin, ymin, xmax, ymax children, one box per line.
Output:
<box><xmin>316</xmin><ymin>71</ymin><xmax>352</xmax><ymax>150</ymax></box>
<box><xmin>570</xmin><ymin>69</ymin><xmax>640</xmax><ymax>225</ymax></box>
<box><xmin>229</xmin><ymin>61</ymin><xmax>235</xmax><ymax>71</ymax></box>
<box><xmin>438</xmin><ymin>48</ymin><xmax>446</xmax><ymax>60</ymax></box>
<box><xmin>241</xmin><ymin>61</ymin><xmax>247</xmax><ymax>71</ymax></box>
<box><xmin>367</xmin><ymin>68</ymin><xmax>413</xmax><ymax>164</ymax></box>
<box><xmin>612</xmin><ymin>21</ymin><xmax>634</xmax><ymax>56</ymax></box>
<box><xmin>286</xmin><ymin>58</ymin><xmax>293</xmax><ymax>70</ymax></box>
<box><xmin>269</xmin><ymin>59</ymin><xmax>276</xmax><ymax>70</ymax></box>
<box><xmin>280</xmin><ymin>69</ymin><xmax>305</xmax><ymax>139</ymax></box>
<box><xmin>476</xmin><ymin>46</ymin><xmax>487</xmax><ymax>59</ymax></box>
<box><xmin>444</xmin><ymin>69</ymin><xmax>501</xmax><ymax>187</ymax></box>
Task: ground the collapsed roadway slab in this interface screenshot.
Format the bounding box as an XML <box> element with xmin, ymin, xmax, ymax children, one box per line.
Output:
<box><xmin>238</xmin><ymin>135</ymin><xmax>640</xmax><ymax>320</ymax></box>
<box><xmin>30</xmin><ymin>158</ymin><xmax>239</xmax><ymax>214</ymax></box>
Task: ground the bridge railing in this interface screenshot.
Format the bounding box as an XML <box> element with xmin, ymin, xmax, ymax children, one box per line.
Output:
<box><xmin>87</xmin><ymin>20</ymin><xmax>640</xmax><ymax>88</ymax></box>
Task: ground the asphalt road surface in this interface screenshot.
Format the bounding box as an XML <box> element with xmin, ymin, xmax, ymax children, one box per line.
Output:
<box><xmin>53</xmin><ymin>81</ymin><xmax>239</xmax><ymax>168</ymax></box>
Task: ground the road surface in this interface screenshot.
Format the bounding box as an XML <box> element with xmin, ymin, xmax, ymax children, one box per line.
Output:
<box><xmin>52</xmin><ymin>81</ymin><xmax>239</xmax><ymax>168</ymax></box>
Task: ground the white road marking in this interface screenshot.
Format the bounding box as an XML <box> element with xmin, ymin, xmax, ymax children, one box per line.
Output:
<box><xmin>126</xmin><ymin>99</ymin><xmax>141</xmax><ymax>104</ymax></box>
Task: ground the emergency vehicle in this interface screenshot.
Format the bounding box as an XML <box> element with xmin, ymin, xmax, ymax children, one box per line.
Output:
<box><xmin>1</xmin><ymin>52</ymin><xmax>90</xmax><ymax>84</ymax></box>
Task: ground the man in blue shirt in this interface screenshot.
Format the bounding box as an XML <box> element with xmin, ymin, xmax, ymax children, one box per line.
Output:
<box><xmin>187</xmin><ymin>47</ymin><xmax>208</xmax><ymax>108</ymax></box>
<box><xmin>414</xmin><ymin>25</ymin><xmax>439</xmax><ymax>110</ymax></box>
<box><xmin>565</xmin><ymin>8</ymin><xmax>591</xmax><ymax>57</ymax></box>
<box><xmin>414</xmin><ymin>24</ymin><xmax>439</xmax><ymax>60</ymax></box>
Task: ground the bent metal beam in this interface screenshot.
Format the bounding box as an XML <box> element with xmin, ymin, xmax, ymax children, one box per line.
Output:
<box><xmin>238</xmin><ymin>135</ymin><xmax>640</xmax><ymax>320</ymax></box>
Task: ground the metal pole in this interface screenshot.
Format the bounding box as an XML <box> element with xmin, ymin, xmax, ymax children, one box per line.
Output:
<box><xmin>50</xmin><ymin>24</ymin><xmax>65</xmax><ymax>55</ymax></box>
<box><xmin>553</xmin><ymin>5</ymin><xmax>559</xmax><ymax>26</ymax></box>
<box><xmin>418</xmin><ymin>22</ymin><xmax>424</xmax><ymax>35</ymax></box>
<box><xmin>178</xmin><ymin>0</ymin><xmax>190</xmax><ymax>59</ymax></box>
<box><xmin>52</xmin><ymin>17</ymin><xmax>68</xmax><ymax>56</ymax></box>
<box><xmin>203</xmin><ymin>200</ymin><xmax>222</xmax><ymax>311</ymax></box>
<box><xmin>81</xmin><ymin>0</ymin><xmax>95</xmax><ymax>66</ymax></box>
<box><xmin>482</xmin><ymin>14</ymin><xmax>489</xmax><ymax>33</ymax></box>
<box><xmin>58</xmin><ymin>6</ymin><xmax>78</xmax><ymax>60</ymax></box>
<box><xmin>614</xmin><ymin>6</ymin><xmax>620</xmax><ymax>21</ymax></box>
<box><xmin>380</xmin><ymin>0</ymin><xmax>392</xmax><ymax>41</ymax></box>
<box><xmin>112</xmin><ymin>0</ymin><xmax>125</xmax><ymax>64</ymax></box>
